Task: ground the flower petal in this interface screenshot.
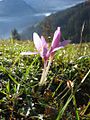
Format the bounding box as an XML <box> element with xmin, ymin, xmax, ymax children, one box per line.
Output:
<box><xmin>51</xmin><ymin>46</ymin><xmax>64</xmax><ymax>53</ymax></box>
<box><xmin>60</xmin><ymin>40</ymin><xmax>70</xmax><ymax>46</ymax></box>
<box><xmin>33</xmin><ymin>32</ymin><xmax>42</xmax><ymax>51</ymax></box>
<box><xmin>20</xmin><ymin>51</ymin><xmax>38</xmax><ymax>55</ymax></box>
<box><xmin>51</xmin><ymin>27</ymin><xmax>61</xmax><ymax>49</ymax></box>
<box><xmin>40</xmin><ymin>47</ymin><xmax>48</xmax><ymax>58</ymax></box>
<box><xmin>38</xmin><ymin>36</ymin><xmax>48</xmax><ymax>59</ymax></box>
<box><xmin>41</xmin><ymin>36</ymin><xmax>48</xmax><ymax>48</ymax></box>
<box><xmin>51</xmin><ymin>40</ymin><xmax>70</xmax><ymax>53</ymax></box>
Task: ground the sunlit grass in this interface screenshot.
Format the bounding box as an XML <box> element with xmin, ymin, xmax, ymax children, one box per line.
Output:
<box><xmin>0</xmin><ymin>40</ymin><xmax>90</xmax><ymax>119</ymax></box>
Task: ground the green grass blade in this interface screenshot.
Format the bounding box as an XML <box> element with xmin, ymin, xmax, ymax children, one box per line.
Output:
<box><xmin>56</xmin><ymin>94</ymin><xmax>73</xmax><ymax>120</ymax></box>
<box><xmin>8</xmin><ymin>74</ymin><xmax>18</xmax><ymax>85</ymax></box>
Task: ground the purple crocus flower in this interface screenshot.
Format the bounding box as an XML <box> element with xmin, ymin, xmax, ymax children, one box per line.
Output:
<box><xmin>21</xmin><ymin>32</ymin><xmax>48</xmax><ymax>60</ymax></box>
<box><xmin>21</xmin><ymin>27</ymin><xmax>69</xmax><ymax>62</ymax></box>
<box><xmin>46</xmin><ymin>27</ymin><xmax>70</xmax><ymax>59</ymax></box>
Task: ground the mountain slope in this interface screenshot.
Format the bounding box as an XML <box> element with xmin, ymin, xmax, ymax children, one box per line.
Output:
<box><xmin>24</xmin><ymin>0</ymin><xmax>84</xmax><ymax>12</ymax></box>
<box><xmin>0</xmin><ymin>0</ymin><xmax>38</xmax><ymax>38</ymax></box>
<box><xmin>0</xmin><ymin>0</ymin><xmax>35</xmax><ymax>17</ymax></box>
<box><xmin>22</xmin><ymin>1</ymin><xmax>90</xmax><ymax>43</ymax></box>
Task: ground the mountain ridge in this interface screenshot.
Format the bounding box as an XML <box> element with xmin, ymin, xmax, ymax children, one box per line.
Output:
<box><xmin>0</xmin><ymin>0</ymin><xmax>35</xmax><ymax>17</ymax></box>
<box><xmin>0</xmin><ymin>0</ymin><xmax>86</xmax><ymax>39</ymax></box>
<box><xmin>21</xmin><ymin>1</ymin><xmax>90</xmax><ymax>43</ymax></box>
<box><xmin>24</xmin><ymin>0</ymin><xmax>84</xmax><ymax>12</ymax></box>
<box><xmin>0</xmin><ymin>0</ymin><xmax>37</xmax><ymax>38</ymax></box>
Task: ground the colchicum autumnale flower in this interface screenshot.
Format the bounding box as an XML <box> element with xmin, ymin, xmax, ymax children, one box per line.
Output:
<box><xmin>21</xmin><ymin>27</ymin><xmax>69</xmax><ymax>63</ymax></box>
<box><xmin>21</xmin><ymin>27</ymin><xmax>70</xmax><ymax>85</ymax></box>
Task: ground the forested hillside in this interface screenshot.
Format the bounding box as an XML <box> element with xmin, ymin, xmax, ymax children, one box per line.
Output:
<box><xmin>22</xmin><ymin>1</ymin><xmax>90</xmax><ymax>43</ymax></box>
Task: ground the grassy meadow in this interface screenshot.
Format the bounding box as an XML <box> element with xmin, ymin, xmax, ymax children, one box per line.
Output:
<box><xmin>0</xmin><ymin>39</ymin><xmax>90</xmax><ymax>119</ymax></box>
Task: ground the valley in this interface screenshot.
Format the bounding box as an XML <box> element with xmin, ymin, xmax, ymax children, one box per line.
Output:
<box><xmin>0</xmin><ymin>0</ymin><xmax>84</xmax><ymax>39</ymax></box>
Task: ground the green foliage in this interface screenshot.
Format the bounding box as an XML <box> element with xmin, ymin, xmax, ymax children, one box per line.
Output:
<box><xmin>0</xmin><ymin>40</ymin><xmax>90</xmax><ymax>119</ymax></box>
<box><xmin>27</xmin><ymin>1</ymin><xmax>90</xmax><ymax>43</ymax></box>
<box><xmin>11</xmin><ymin>28</ymin><xmax>21</xmax><ymax>40</ymax></box>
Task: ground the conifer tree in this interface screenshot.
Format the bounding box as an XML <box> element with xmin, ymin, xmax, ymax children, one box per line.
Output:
<box><xmin>11</xmin><ymin>28</ymin><xmax>21</xmax><ymax>40</ymax></box>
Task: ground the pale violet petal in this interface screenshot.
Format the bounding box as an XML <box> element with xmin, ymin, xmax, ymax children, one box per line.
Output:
<box><xmin>60</xmin><ymin>40</ymin><xmax>70</xmax><ymax>46</ymax></box>
<box><xmin>20</xmin><ymin>51</ymin><xmax>38</xmax><ymax>55</ymax></box>
<box><xmin>51</xmin><ymin>46</ymin><xmax>64</xmax><ymax>53</ymax></box>
<box><xmin>51</xmin><ymin>27</ymin><xmax>61</xmax><ymax>49</ymax></box>
<box><xmin>41</xmin><ymin>36</ymin><xmax>48</xmax><ymax>48</ymax></box>
<box><xmin>33</xmin><ymin>32</ymin><xmax>42</xmax><ymax>51</ymax></box>
<box><xmin>40</xmin><ymin>47</ymin><xmax>48</xmax><ymax>58</ymax></box>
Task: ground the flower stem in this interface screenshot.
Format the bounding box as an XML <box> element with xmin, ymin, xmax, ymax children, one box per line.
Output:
<box><xmin>39</xmin><ymin>58</ymin><xmax>52</xmax><ymax>86</ymax></box>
